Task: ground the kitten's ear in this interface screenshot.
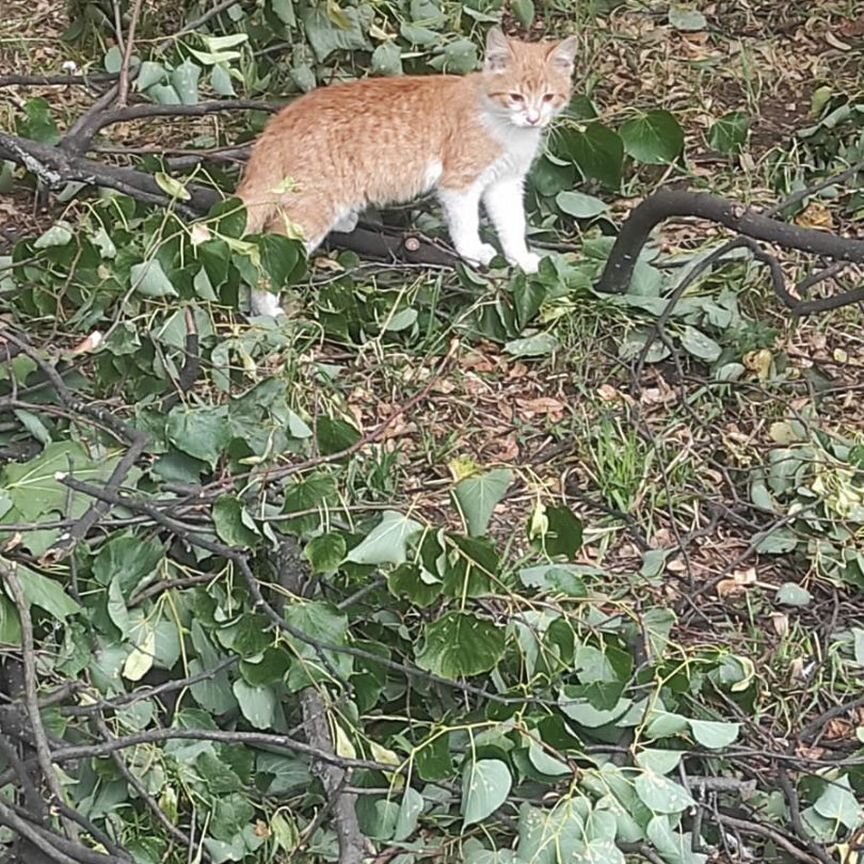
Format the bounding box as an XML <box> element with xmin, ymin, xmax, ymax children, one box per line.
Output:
<box><xmin>548</xmin><ymin>35</ymin><xmax>579</xmax><ymax>72</ymax></box>
<box><xmin>485</xmin><ymin>27</ymin><xmax>511</xmax><ymax>72</ymax></box>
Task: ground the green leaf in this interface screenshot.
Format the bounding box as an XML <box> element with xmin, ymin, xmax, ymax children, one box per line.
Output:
<box><xmin>130</xmin><ymin>260</ymin><xmax>178</xmax><ymax>297</ymax></box>
<box><xmin>527</xmin><ymin>741</ymin><xmax>569</xmax><ymax>776</ymax></box>
<box><xmin>210</xmin><ymin>64</ymin><xmax>236</xmax><ymax>96</ymax></box>
<box><xmin>305</xmin><ymin>533</ymin><xmax>347</xmax><ymax>574</ymax></box>
<box><xmin>438</xmin><ymin>39</ymin><xmax>477</xmax><ymax>74</ymax></box>
<box><xmin>154</xmin><ymin>172</ymin><xmax>191</xmax><ymax>201</ymax></box>
<box><xmin>504</xmin><ymin>332</ymin><xmax>559</xmax><ymax>358</ymax></box>
<box><xmin>346</xmin><ymin>511</ymin><xmax>423</xmax><ymax>565</ymax></box>
<box><xmin>213</xmin><ymin>496</ymin><xmax>260</xmax><ymax>548</ymax></box>
<box><xmin>104</xmin><ymin>45</ymin><xmax>123</xmax><ymax>73</ymax></box>
<box><xmin>556</xmin><ymin>191</ymin><xmax>608</xmax><ymax>219</ymax></box>
<box><xmin>147</xmin><ymin>83</ymin><xmax>182</xmax><ymax>105</ymax></box>
<box><xmin>511</xmin><ymin>0</ymin><xmax>535</xmax><ymax>27</ymax></box>
<box><xmin>634</xmin><ymin>771</ymin><xmax>695</xmax><ymax>814</ymax></box>
<box><xmin>642</xmin><ymin>607</ymin><xmax>676</xmax><ymax>661</ymax></box>
<box><xmin>416</xmin><ymin>731</ymin><xmax>453</xmax><ymax>781</ymax></box>
<box><xmin>668</xmin><ymin>7</ymin><xmax>707</xmax><ymax>31</ymax></box>
<box><xmin>635</xmin><ymin>749</ymin><xmax>684</xmax><ymax>775</ymax></box>
<box><xmin>271</xmin><ymin>0</ymin><xmax>295</xmax><ymax>25</ymax></box>
<box><xmin>558</xmin><ymin>688</ymin><xmax>631</xmax><ymax>728</ymax></box>
<box><xmin>453</xmin><ymin>469</ymin><xmax>512</xmax><ymax>537</ymax></box>
<box><xmin>167</xmin><ymin>407</ymin><xmax>231</xmax><ymax>468</ymax></box>
<box><xmin>393</xmin><ymin>787</ymin><xmax>424</xmax><ymax>841</ymax></box>
<box><xmin>462</xmin><ymin>760</ymin><xmax>511</xmax><ymax>827</ymax></box>
<box><xmin>371</xmin><ymin>42</ymin><xmax>403</xmax><ymax>76</ymax></box>
<box><xmin>689</xmin><ymin>719</ymin><xmax>740</xmax><ymax>749</ymax></box>
<box><xmin>232</xmin><ymin>680</ymin><xmax>277</xmax><ymax>730</ymax></box>
<box><xmin>171</xmin><ymin>59</ymin><xmax>201</xmax><ymax>105</ymax></box>
<box><xmin>256</xmin><ymin>233</ymin><xmax>304</xmax><ymax>288</ymax></box>
<box><xmin>1</xmin><ymin>441</ymin><xmax>123</xmax><ymax>523</ymax></box>
<box><xmin>708</xmin><ymin>111</ymin><xmax>749</xmax><ymax>154</ymax></box>
<box><xmin>282</xmin><ymin>602</ymin><xmax>352</xmax><ymax>690</ymax></box>
<box><xmin>645</xmin><ymin>710</ymin><xmax>690</xmax><ymax>739</ymax></box>
<box><xmin>0</xmin><ymin>595</ymin><xmax>21</xmax><ymax>645</ymax></box>
<box><xmin>529</xmin><ymin>504</ymin><xmax>583</xmax><ymax>560</ymax></box>
<box><xmin>776</xmin><ymin>582</ymin><xmax>812</xmax><ymax>607</ymax></box>
<box><xmin>519</xmin><ymin>564</ymin><xmax>587</xmax><ymax>597</ymax></box>
<box><xmin>400</xmin><ymin>22</ymin><xmax>439</xmax><ymax>45</ymax></box>
<box><xmin>302</xmin><ymin>4</ymin><xmax>372</xmax><ymax>60</ymax></box>
<box><xmin>563</xmin><ymin>123</ymin><xmax>624</xmax><ymax>188</ymax></box>
<box><xmin>619</xmin><ymin>110</ymin><xmax>684</xmax><ymax>164</ymax></box>
<box><xmin>680</xmin><ymin>326</ymin><xmax>721</xmax><ymax>362</ymax></box>
<box><xmin>17</xmin><ymin>97</ymin><xmax>60</xmax><ymax>144</ymax></box>
<box><xmin>814</xmin><ymin>775</ymin><xmax>862</xmax><ymax>829</ymax></box>
<box><xmin>576</xmin><ymin>841</ymin><xmax>625</xmax><ymax>864</ymax></box>
<box><xmin>416</xmin><ymin>612</ymin><xmax>504</xmax><ymax>679</ymax></box>
<box><xmin>93</xmin><ymin>533</ymin><xmax>165</xmax><ymax>595</ymax></box>
<box><xmin>135</xmin><ymin>61</ymin><xmax>166</xmax><ymax>91</ymax></box>
<box><xmin>315</xmin><ymin>416</ymin><xmax>360</xmax><ymax>456</ymax></box>
<box><xmin>13</xmin><ymin>564</ymin><xmax>81</xmax><ymax>621</ymax></box>
<box><xmin>34</xmin><ymin>223</ymin><xmax>73</xmax><ymax>249</ymax></box>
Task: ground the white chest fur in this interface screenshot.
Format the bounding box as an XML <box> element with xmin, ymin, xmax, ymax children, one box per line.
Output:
<box><xmin>481</xmin><ymin>112</ymin><xmax>543</xmax><ymax>181</ymax></box>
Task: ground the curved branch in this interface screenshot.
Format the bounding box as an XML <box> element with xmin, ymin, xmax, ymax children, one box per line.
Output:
<box><xmin>62</xmin><ymin>100</ymin><xmax>282</xmax><ymax>156</ymax></box>
<box><xmin>596</xmin><ymin>189</ymin><xmax>864</xmax><ymax>297</ymax></box>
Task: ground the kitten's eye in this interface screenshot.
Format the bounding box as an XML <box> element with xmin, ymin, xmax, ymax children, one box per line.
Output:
<box><xmin>509</xmin><ymin>93</ymin><xmax>524</xmax><ymax>102</ymax></box>
<box><xmin>543</xmin><ymin>93</ymin><xmax>556</xmax><ymax>102</ymax></box>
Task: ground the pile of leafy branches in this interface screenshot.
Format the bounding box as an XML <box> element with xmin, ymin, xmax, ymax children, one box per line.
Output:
<box><xmin>1</xmin><ymin>2</ymin><xmax>864</xmax><ymax>864</ymax></box>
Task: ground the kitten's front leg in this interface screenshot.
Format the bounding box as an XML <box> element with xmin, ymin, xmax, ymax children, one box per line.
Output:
<box><xmin>438</xmin><ymin>187</ymin><xmax>497</xmax><ymax>267</ymax></box>
<box><xmin>482</xmin><ymin>178</ymin><xmax>540</xmax><ymax>274</ymax></box>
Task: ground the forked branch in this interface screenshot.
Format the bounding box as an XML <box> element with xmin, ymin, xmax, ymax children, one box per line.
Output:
<box><xmin>596</xmin><ymin>188</ymin><xmax>864</xmax><ymax>315</ymax></box>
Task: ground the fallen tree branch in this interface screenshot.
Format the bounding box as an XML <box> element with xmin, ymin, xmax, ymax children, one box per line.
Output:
<box><xmin>596</xmin><ymin>188</ymin><xmax>864</xmax><ymax>315</ymax></box>
<box><xmin>0</xmin><ymin>131</ymin><xmax>218</xmax><ymax>218</ymax></box>
<box><xmin>1</xmin><ymin>131</ymin><xmax>461</xmax><ymax>266</ymax></box>
<box><xmin>62</xmin><ymin>99</ymin><xmax>282</xmax><ymax>156</ymax></box>
<box><xmin>0</xmin><ymin>72</ymin><xmax>118</xmax><ymax>89</ymax></box>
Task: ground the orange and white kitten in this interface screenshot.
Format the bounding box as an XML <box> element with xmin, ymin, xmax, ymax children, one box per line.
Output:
<box><xmin>237</xmin><ymin>27</ymin><xmax>578</xmax><ymax>316</ymax></box>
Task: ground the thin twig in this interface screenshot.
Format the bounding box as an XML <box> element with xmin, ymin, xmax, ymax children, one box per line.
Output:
<box><xmin>94</xmin><ymin>716</ymin><xmax>208</xmax><ymax>861</ymax></box>
<box><xmin>0</xmin><ymin>562</ymin><xmax>67</xmax><ymax>822</ymax></box>
<box><xmin>117</xmin><ymin>0</ymin><xmax>145</xmax><ymax>107</ymax></box>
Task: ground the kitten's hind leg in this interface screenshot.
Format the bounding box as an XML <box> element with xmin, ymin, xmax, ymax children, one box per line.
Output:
<box><xmin>438</xmin><ymin>186</ymin><xmax>497</xmax><ymax>266</ymax></box>
<box><xmin>482</xmin><ymin>178</ymin><xmax>540</xmax><ymax>274</ymax></box>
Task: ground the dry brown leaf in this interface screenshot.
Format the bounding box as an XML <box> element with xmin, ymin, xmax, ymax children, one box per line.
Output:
<box><xmin>824</xmin><ymin>718</ymin><xmax>853</xmax><ymax>741</ymax></box>
<box><xmin>795</xmin><ymin>201</ymin><xmax>834</xmax><ymax>231</ymax></box>
<box><xmin>771</xmin><ymin>612</ymin><xmax>789</xmax><ymax>637</ymax></box>
<box><xmin>795</xmin><ymin>744</ymin><xmax>826</xmax><ymax>761</ymax></box>
<box><xmin>516</xmin><ymin>396</ymin><xmax>567</xmax><ymax>422</ymax></box>
<box><xmin>743</xmin><ymin>349</ymin><xmax>773</xmax><ymax>381</ymax></box>
<box><xmin>596</xmin><ymin>384</ymin><xmax>624</xmax><ymax>403</ymax></box>
<box><xmin>717</xmin><ymin>568</ymin><xmax>756</xmax><ymax>598</ymax></box>
<box><xmin>493</xmin><ymin>435</ymin><xmax>520</xmax><ymax>461</ymax></box>
<box><xmin>68</xmin><ymin>331</ymin><xmax>103</xmax><ymax>355</ymax></box>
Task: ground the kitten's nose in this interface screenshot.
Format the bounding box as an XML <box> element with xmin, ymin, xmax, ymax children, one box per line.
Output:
<box><xmin>526</xmin><ymin>111</ymin><xmax>540</xmax><ymax>125</ymax></box>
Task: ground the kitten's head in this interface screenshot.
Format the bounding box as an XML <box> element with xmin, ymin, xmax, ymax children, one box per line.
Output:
<box><xmin>480</xmin><ymin>28</ymin><xmax>578</xmax><ymax>129</ymax></box>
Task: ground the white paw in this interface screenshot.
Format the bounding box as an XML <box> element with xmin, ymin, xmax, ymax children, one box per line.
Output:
<box><xmin>462</xmin><ymin>242</ymin><xmax>498</xmax><ymax>267</ymax></box>
<box><xmin>250</xmin><ymin>289</ymin><xmax>284</xmax><ymax>318</ymax></box>
<box><xmin>332</xmin><ymin>211</ymin><xmax>359</xmax><ymax>233</ymax></box>
<box><xmin>512</xmin><ymin>251</ymin><xmax>541</xmax><ymax>274</ymax></box>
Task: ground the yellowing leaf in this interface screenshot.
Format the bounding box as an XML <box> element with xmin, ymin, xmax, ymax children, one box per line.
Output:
<box><xmin>154</xmin><ymin>172</ymin><xmax>191</xmax><ymax>201</ymax></box>
<box><xmin>123</xmin><ymin>626</ymin><xmax>156</xmax><ymax>681</ymax></box>
<box><xmin>794</xmin><ymin>201</ymin><xmax>833</xmax><ymax>231</ymax></box>
<box><xmin>743</xmin><ymin>348</ymin><xmax>772</xmax><ymax>381</ymax></box>
<box><xmin>448</xmin><ymin>457</ymin><xmax>479</xmax><ymax>482</ymax></box>
<box><xmin>331</xmin><ymin>720</ymin><xmax>356</xmax><ymax>759</ymax></box>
